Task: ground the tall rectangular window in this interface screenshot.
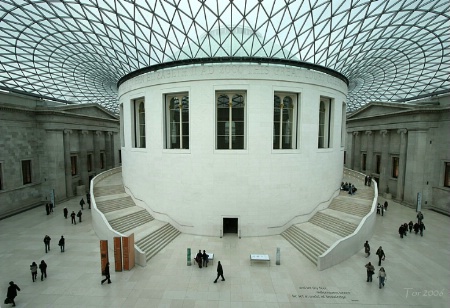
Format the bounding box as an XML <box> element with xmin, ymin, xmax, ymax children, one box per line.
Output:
<box><xmin>87</xmin><ymin>154</ymin><xmax>93</xmax><ymax>172</ymax></box>
<box><xmin>165</xmin><ymin>93</ymin><xmax>189</xmax><ymax>149</ymax></box>
<box><xmin>273</xmin><ymin>92</ymin><xmax>298</xmax><ymax>149</ymax></box>
<box><xmin>318</xmin><ymin>97</ymin><xmax>333</xmax><ymax>148</ymax></box>
<box><xmin>100</xmin><ymin>152</ymin><xmax>105</xmax><ymax>169</ymax></box>
<box><xmin>216</xmin><ymin>91</ymin><xmax>246</xmax><ymax>150</ymax></box>
<box><xmin>132</xmin><ymin>98</ymin><xmax>146</xmax><ymax>148</ymax></box>
<box><xmin>0</xmin><ymin>162</ymin><xmax>3</xmax><ymax>190</ymax></box>
<box><xmin>71</xmin><ymin>156</ymin><xmax>77</xmax><ymax>176</ymax></box>
<box><xmin>22</xmin><ymin>160</ymin><xmax>32</xmax><ymax>185</ymax></box>
<box><xmin>444</xmin><ymin>162</ymin><xmax>450</xmax><ymax>188</ymax></box>
<box><xmin>375</xmin><ymin>155</ymin><xmax>381</xmax><ymax>174</ymax></box>
<box><xmin>392</xmin><ymin>156</ymin><xmax>399</xmax><ymax>178</ymax></box>
<box><xmin>362</xmin><ymin>153</ymin><xmax>367</xmax><ymax>171</ymax></box>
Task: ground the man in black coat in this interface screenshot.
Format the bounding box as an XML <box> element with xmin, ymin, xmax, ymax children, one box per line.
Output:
<box><xmin>376</xmin><ymin>246</ymin><xmax>385</xmax><ymax>266</ymax></box>
<box><xmin>101</xmin><ymin>262</ymin><xmax>111</xmax><ymax>284</ymax></box>
<box><xmin>214</xmin><ymin>261</ymin><xmax>225</xmax><ymax>283</ymax></box>
<box><xmin>43</xmin><ymin>235</ymin><xmax>51</xmax><ymax>253</ymax></box>
<box><xmin>7</xmin><ymin>281</ymin><xmax>20</xmax><ymax>307</ymax></box>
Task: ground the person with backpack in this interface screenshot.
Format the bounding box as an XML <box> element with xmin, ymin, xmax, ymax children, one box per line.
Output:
<box><xmin>365</xmin><ymin>262</ymin><xmax>375</xmax><ymax>282</ymax></box>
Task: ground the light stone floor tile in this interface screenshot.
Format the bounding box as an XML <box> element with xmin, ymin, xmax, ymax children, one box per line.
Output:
<box><xmin>0</xmin><ymin>196</ymin><xmax>449</xmax><ymax>308</ymax></box>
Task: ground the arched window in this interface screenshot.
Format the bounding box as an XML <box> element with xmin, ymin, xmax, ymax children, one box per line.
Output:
<box><xmin>166</xmin><ymin>93</ymin><xmax>189</xmax><ymax>149</ymax></box>
<box><xmin>216</xmin><ymin>92</ymin><xmax>245</xmax><ymax>149</ymax></box>
<box><xmin>273</xmin><ymin>93</ymin><xmax>297</xmax><ymax>149</ymax></box>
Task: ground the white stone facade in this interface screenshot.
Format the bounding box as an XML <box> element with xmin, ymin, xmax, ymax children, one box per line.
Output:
<box><xmin>119</xmin><ymin>64</ymin><xmax>348</xmax><ymax>236</ymax></box>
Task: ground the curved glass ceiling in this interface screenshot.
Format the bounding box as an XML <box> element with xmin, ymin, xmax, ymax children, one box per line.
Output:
<box><xmin>0</xmin><ymin>0</ymin><xmax>449</xmax><ymax>113</ymax></box>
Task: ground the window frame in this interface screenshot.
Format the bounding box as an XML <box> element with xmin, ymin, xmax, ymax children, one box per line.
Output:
<box><xmin>70</xmin><ymin>155</ymin><xmax>78</xmax><ymax>176</ymax></box>
<box><xmin>100</xmin><ymin>152</ymin><xmax>106</xmax><ymax>170</ymax></box>
<box><xmin>361</xmin><ymin>153</ymin><xmax>367</xmax><ymax>171</ymax></box>
<box><xmin>375</xmin><ymin>154</ymin><xmax>381</xmax><ymax>174</ymax></box>
<box><xmin>21</xmin><ymin>159</ymin><xmax>32</xmax><ymax>185</ymax></box>
<box><xmin>392</xmin><ymin>156</ymin><xmax>399</xmax><ymax>179</ymax></box>
<box><xmin>318</xmin><ymin>96</ymin><xmax>333</xmax><ymax>149</ymax></box>
<box><xmin>273</xmin><ymin>92</ymin><xmax>298</xmax><ymax>150</ymax></box>
<box><xmin>164</xmin><ymin>92</ymin><xmax>190</xmax><ymax>149</ymax></box>
<box><xmin>87</xmin><ymin>153</ymin><xmax>93</xmax><ymax>172</ymax></box>
<box><xmin>132</xmin><ymin>98</ymin><xmax>146</xmax><ymax>148</ymax></box>
<box><xmin>444</xmin><ymin>162</ymin><xmax>450</xmax><ymax>188</ymax></box>
<box><xmin>215</xmin><ymin>91</ymin><xmax>247</xmax><ymax>150</ymax></box>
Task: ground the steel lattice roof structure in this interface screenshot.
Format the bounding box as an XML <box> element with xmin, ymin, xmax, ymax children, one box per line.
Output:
<box><xmin>0</xmin><ymin>0</ymin><xmax>449</xmax><ymax>114</ymax></box>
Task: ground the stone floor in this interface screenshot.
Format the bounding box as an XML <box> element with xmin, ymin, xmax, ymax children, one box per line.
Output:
<box><xmin>0</xmin><ymin>195</ymin><xmax>449</xmax><ymax>307</ymax></box>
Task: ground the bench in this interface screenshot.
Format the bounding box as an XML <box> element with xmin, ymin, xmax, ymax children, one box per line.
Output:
<box><xmin>193</xmin><ymin>252</ymin><xmax>214</xmax><ymax>266</ymax></box>
<box><xmin>250</xmin><ymin>254</ymin><xmax>270</xmax><ymax>266</ymax></box>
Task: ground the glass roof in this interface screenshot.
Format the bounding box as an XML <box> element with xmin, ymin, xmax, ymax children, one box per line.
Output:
<box><xmin>0</xmin><ymin>0</ymin><xmax>448</xmax><ymax>113</ymax></box>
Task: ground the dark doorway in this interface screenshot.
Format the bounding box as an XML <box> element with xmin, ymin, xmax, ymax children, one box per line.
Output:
<box><xmin>88</xmin><ymin>175</ymin><xmax>94</xmax><ymax>189</ymax></box>
<box><xmin>223</xmin><ymin>218</ymin><xmax>238</xmax><ymax>234</ymax></box>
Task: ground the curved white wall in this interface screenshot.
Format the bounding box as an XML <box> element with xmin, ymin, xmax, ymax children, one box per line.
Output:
<box><xmin>118</xmin><ymin>64</ymin><xmax>348</xmax><ymax>236</ymax></box>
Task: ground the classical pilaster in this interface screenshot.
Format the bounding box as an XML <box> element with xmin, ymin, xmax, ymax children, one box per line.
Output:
<box><xmin>63</xmin><ymin>129</ymin><xmax>73</xmax><ymax>198</ymax></box>
<box><xmin>353</xmin><ymin>132</ymin><xmax>360</xmax><ymax>171</ymax></box>
<box><xmin>93</xmin><ymin>131</ymin><xmax>102</xmax><ymax>175</ymax></box>
<box><xmin>105</xmin><ymin>131</ymin><xmax>113</xmax><ymax>169</ymax></box>
<box><xmin>365</xmin><ymin>130</ymin><xmax>373</xmax><ymax>174</ymax></box>
<box><xmin>396</xmin><ymin>129</ymin><xmax>408</xmax><ymax>201</ymax></box>
<box><xmin>346</xmin><ymin>132</ymin><xmax>354</xmax><ymax>169</ymax></box>
<box><xmin>379</xmin><ymin>130</ymin><xmax>390</xmax><ymax>193</ymax></box>
<box><xmin>79</xmin><ymin>130</ymin><xmax>89</xmax><ymax>191</ymax></box>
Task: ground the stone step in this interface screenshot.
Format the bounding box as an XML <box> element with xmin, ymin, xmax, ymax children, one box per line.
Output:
<box><xmin>281</xmin><ymin>226</ymin><xmax>330</xmax><ymax>266</ymax></box>
<box><xmin>94</xmin><ymin>184</ymin><xmax>125</xmax><ymax>197</ymax></box>
<box><xmin>135</xmin><ymin>224</ymin><xmax>181</xmax><ymax>262</ymax></box>
<box><xmin>108</xmin><ymin>209</ymin><xmax>154</xmax><ymax>234</ymax></box>
<box><xmin>96</xmin><ymin>196</ymin><xmax>135</xmax><ymax>214</ymax></box>
<box><xmin>329</xmin><ymin>199</ymin><xmax>371</xmax><ymax>217</ymax></box>
<box><xmin>309</xmin><ymin>212</ymin><xmax>357</xmax><ymax>237</ymax></box>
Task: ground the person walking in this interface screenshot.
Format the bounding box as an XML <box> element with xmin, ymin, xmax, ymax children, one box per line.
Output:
<box><xmin>79</xmin><ymin>198</ymin><xmax>85</xmax><ymax>210</ymax></box>
<box><xmin>30</xmin><ymin>262</ymin><xmax>38</xmax><ymax>282</ymax></box>
<box><xmin>383</xmin><ymin>201</ymin><xmax>388</xmax><ymax>211</ymax></box>
<box><xmin>202</xmin><ymin>250</ymin><xmax>209</xmax><ymax>268</ymax></box>
<box><xmin>364</xmin><ymin>241</ymin><xmax>370</xmax><ymax>257</ymax></box>
<box><xmin>419</xmin><ymin>222</ymin><xmax>426</xmax><ymax>236</ymax></box>
<box><xmin>58</xmin><ymin>236</ymin><xmax>65</xmax><ymax>252</ymax></box>
<box><xmin>71</xmin><ymin>211</ymin><xmax>76</xmax><ymax>225</ymax></box>
<box><xmin>39</xmin><ymin>260</ymin><xmax>47</xmax><ymax>281</ymax></box>
<box><xmin>365</xmin><ymin>262</ymin><xmax>375</xmax><ymax>282</ymax></box>
<box><xmin>43</xmin><ymin>235</ymin><xmax>51</xmax><ymax>253</ymax></box>
<box><xmin>63</xmin><ymin>207</ymin><xmax>68</xmax><ymax>219</ymax></box>
<box><xmin>101</xmin><ymin>262</ymin><xmax>111</xmax><ymax>284</ymax></box>
<box><xmin>86</xmin><ymin>193</ymin><xmax>91</xmax><ymax>209</ymax></box>
<box><xmin>408</xmin><ymin>221</ymin><xmax>413</xmax><ymax>233</ymax></box>
<box><xmin>77</xmin><ymin>210</ymin><xmax>82</xmax><ymax>223</ymax></box>
<box><xmin>417</xmin><ymin>211</ymin><xmax>424</xmax><ymax>223</ymax></box>
<box><xmin>378</xmin><ymin>267</ymin><xmax>387</xmax><ymax>289</ymax></box>
<box><xmin>376</xmin><ymin>246</ymin><xmax>385</xmax><ymax>266</ymax></box>
<box><xmin>45</xmin><ymin>203</ymin><xmax>50</xmax><ymax>215</ymax></box>
<box><xmin>213</xmin><ymin>261</ymin><xmax>225</xmax><ymax>283</ymax></box>
<box><xmin>6</xmin><ymin>281</ymin><xmax>20</xmax><ymax>307</ymax></box>
<box><xmin>399</xmin><ymin>224</ymin><xmax>405</xmax><ymax>238</ymax></box>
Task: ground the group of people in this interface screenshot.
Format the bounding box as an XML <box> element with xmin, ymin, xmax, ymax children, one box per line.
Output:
<box><xmin>63</xmin><ymin>207</ymin><xmax>82</xmax><ymax>225</ymax></box>
<box><xmin>43</xmin><ymin>235</ymin><xmax>65</xmax><ymax>253</ymax></box>
<box><xmin>195</xmin><ymin>250</ymin><xmax>209</xmax><ymax>268</ymax></box>
<box><xmin>399</xmin><ymin>211</ymin><xmax>426</xmax><ymax>238</ymax></box>
<box><xmin>340</xmin><ymin>182</ymin><xmax>357</xmax><ymax>195</ymax></box>
<box><xmin>45</xmin><ymin>202</ymin><xmax>54</xmax><ymax>215</ymax></box>
<box><xmin>377</xmin><ymin>201</ymin><xmax>388</xmax><ymax>216</ymax></box>
<box><xmin>193</xmin><ymin>250</ymin><xmax>225</xmax><ymax>283</ymax></box>
<box><xmin>29</xmin><ymin>260</ymin><xmax>48</xmax><ymax>282</ymax></box>
<box><xmin>363</xmin><ymin>241</ymin><xmax>387</xmax><ymax>289</ymax></box>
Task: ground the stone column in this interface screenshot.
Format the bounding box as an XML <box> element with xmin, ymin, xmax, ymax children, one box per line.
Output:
<box><xmin>79</xmin><ymin>130</ymin><xmax>89</xmax><ymax>190</ymax></box>
<box><xmin>365</xmin><ymin>130</ymin><xmax>373</xmax><ymax>174</ymax></box>
<box><xmin>105</xmin><ymin>131</ymin><xmax>113</xmax><ymax>170</ymax></box>
<box><xmin>63</xmin><ymin>129</ymin><xmax>73</xmax><ymax>198</ymax></box>
<box><xmin>93</xmin><ymin>131</ymin><xmax>102</xmax><ymax>175</ymax></box>
<box><xmin>379</xmin><ymin>130</ymin><xmax>390</xmax><ymax>194</ymax></box>
<box><xmin>353</xmin><ymin>132</ymin><xmax>360</xmax><ymax>171</ymax></box>
<box><xmin>346</xmin><ymin>132</ymin><xmax>354</xmax><ymax>169</ymax></box>
<box><xmin>396</xmin><ymin>129</ymin><xmax>408</xmax><ymax>201</ymax></box>
<box><xmin>110</xmin><ymin>132</ymin><xmax>116</xmax><ymax>167</ymax></box>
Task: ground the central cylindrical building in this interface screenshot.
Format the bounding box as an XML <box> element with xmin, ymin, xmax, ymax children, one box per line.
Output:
<box><xmin>118</xmin><ymin>60</ymin><xmax>348</xmax><ymax>236</ymax></box>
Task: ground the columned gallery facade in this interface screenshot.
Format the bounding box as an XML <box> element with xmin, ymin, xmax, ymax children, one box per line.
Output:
<box><xmin>118</xmin><ymin>61</ymin><xmax>348</xmax><ymax>236</ymax></box>
<box><xmin>345</xmin><ymin>95</ymin><xmax>450</xmax><ymax>215</ymax></box>
<box><xmin>0</xmin><ymin>92</ymin><xmax>120</xmax><ymax>218</ymax></box>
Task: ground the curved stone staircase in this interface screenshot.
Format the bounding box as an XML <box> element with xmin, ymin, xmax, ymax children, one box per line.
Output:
<box><xmin>93</xmin><ymin>173</ymin><xmax>180</xmax><ymax>264</ymax></box>
<box><xmin>281</xmin><ymin>176</ymin><xmax>373</xmax><ymax>267</ymax></box>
